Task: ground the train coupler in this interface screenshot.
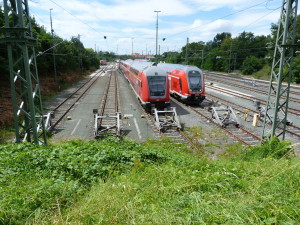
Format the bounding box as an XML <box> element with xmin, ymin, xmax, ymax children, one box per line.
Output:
<box><xmin>153</xmin><ymin>107</ymin><xmax>181</xmax><ymax>132</ymax></box>
<box><xmin>211</xmin><ymin>106</ymin><xmax>240</xmax><ymax>128</ymax></box>
<box><xmin>93</xmin><ymin>109</ymin><xmax>122</xmax><ymax>138</ymax></box>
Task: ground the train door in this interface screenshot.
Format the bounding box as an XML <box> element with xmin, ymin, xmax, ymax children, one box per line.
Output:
<box><xmin>138</xmin><ymin>78</ymin><xmax>142</xmax><ymax>98</ymax></box>
<box><xmin>167</xmin><ymin>73</ymin><xmax>172</xmax><ymax>92</ymax></box>
<box><xmin>179</xmin><ymin>79</ymin><xmax>182</xmax><ymax>94</ymax></box>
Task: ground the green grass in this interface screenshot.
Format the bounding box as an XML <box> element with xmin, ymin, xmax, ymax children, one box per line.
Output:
<box><xmin>0</xmin><ymin>138</ymin><xmax>175</xmax><ymax>224</ymax></box>
<box><xmin>252</xmin><ymin>64</ymin><xmax>271</xmax><ymax>80</ymax></box>
<box><xmin>0</xmin><ymin>128</ymin><xmax>14</xmax><ymax>144</ymax></box>
<box><xmin>49</xmin><ymin>145</ymin><xmax>300</xmax><ymax>224</ymax></box>
<box><xmin>1</xmin><ymin>138</ymin><xmax>299</xmax><ymax>224</ymax></box>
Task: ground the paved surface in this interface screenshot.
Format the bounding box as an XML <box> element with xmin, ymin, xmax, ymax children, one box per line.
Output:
<box><xmin>205</xmin><ymin>81</ymin><xmax>300</xmax><ymax>144</ymax></box>
<box><xmin>117</xmin><ymin>70</ymin><xmax>155</xmax><ymax>141</ymax></box>
<box><xmin>48</xmin><ymin>67</ymin><xmax>156</xmax><ymax>142</ymax></box>
<box><xmin>47</xmin><ymin>66</ymin><xmax>222</xmax><ymax>143</ymax></box>
<box><xmin>50</xmin><ymin>71</ymin><xmax>109</xmax><ymax>142</ymax></box>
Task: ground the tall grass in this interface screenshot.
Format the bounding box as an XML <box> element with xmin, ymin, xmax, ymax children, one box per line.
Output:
<box><xmin>0</xmin><ymin>139</ymin><xmax>174</xmax><ymax>224</ymax></box>
<box><xmin>45</xmin><ymin>139</ymin><xmax>300</xmax><ymax>224</ymax></box>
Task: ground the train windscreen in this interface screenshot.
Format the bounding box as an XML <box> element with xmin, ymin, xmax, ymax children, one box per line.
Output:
<box><xmin>188</xmin><ymin>71</ymin><xmax>202</xmax><ymax>92</ymax></box>
<box><xmin>147</xmin><ymin>76</ymin><xmax>166</xmax><ymax>97</ymax></box>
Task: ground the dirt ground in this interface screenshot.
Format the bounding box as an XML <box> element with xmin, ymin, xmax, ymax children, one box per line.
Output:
<box><xmin>0</xmin><ymin>69</ymin><xmax>95</xmax><ymax>128</ymax></box>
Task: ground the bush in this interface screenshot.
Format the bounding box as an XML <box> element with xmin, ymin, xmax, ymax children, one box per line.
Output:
<box><xmin>242</xmin><ymin>137</ymin><xmax>293</xmax><ymax>160</ymax></box>
<box><xmin>241</xmin><ymin>56</ymin><xmax>265</xmax><ymax>75</ymax></box>
<box><xmin>0</xmin><ymin>139</ymin><xmax>171</xmax><ymax>224</ymax></box>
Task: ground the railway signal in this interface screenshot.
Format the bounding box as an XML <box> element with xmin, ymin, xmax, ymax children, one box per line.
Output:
<box><xmin>0</xmin><ymin>0</ymin><xmax>47</xmax><ymax>144</ymax></box>
<box><xmin>262</xmin><ymin>0</ymin><xmax>298</xmax><ymax>141</ymax></box>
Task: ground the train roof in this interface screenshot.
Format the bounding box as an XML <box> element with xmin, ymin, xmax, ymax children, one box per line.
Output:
<box><xmin>157</xmin><ymin>63</ymin><xmax>202</xmax><ymax>74</ymax></box>
<box><xmin>121</xmin><ymin>60</ymin><xmax>166</xmax><ymax>77</ymax></box>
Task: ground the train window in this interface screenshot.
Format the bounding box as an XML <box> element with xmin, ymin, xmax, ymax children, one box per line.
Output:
<box><xmin>147</xmin><ymin>76</ymin><xmax>166</xmax><ymax>97</ymax></box>
<box><xmin>188</xmin><ymin>71</ymin><xmax>202</xmax><ymax>91</ymax></box>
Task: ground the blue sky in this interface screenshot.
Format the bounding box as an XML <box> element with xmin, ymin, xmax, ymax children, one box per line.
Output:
<box><xmin>24</xmin><ymin>0</ymin><xmax>282</xmax><ymax>55</ymax></box>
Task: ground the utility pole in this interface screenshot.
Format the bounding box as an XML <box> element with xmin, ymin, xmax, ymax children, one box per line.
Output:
<box><xmin>228</xmin><ymin>40</ymin><xmax>233</xmax><ymax>73</ymax></box>
<box><xmin>131</xmin><ymin>37</ymin><xmax>134</xmax><ymax>55</ymax></box>
<box><xmin>262</xmin><ymin>0</ymin><xmax>298</xmax><ymax>141</ymax></box>
<box><xmin>78</xmin><ymin>34</ymin><xmax>83</xmax><ymax>74</ymax></box>
<box><xmin>154</xmin><ymin>10</ymin><xmax>161</xmax><ymax>63</ymax></box>
<box><xmin>50</xmin><ymin>8</ymin><xmax>58</xmax><ymax>89</ymax></box>
<box><xmin>185</xmin><ymin>37</ymin><xmax>189</xmax><ymax>65</ymax></box>
<box><xmin>233</xmin><ymin>52</ymin><xmax>237</xmax><ymax>72</ymax></box>
<box><xmin>158</xmin><ymin>44</ymin><xmax>160</xmax><ymax>61</ymax></box>
<box><xmin>201</xmin><ymin>49</ymin><xmax>204</xmax><ymax>68</ymax></box>
<box><xmin>0</xmin><ymin>0</ymin><xmax>47</xmax><ymax>144</ymax></box>
<box><xmin>146</xmin><ymin>45</ymin><xmax>148</xmax><ymax>59</ymax></box>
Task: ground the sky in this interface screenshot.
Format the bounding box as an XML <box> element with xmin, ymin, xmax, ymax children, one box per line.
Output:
<box><xmin>20</xmin><ymin>0</ymin><xmax>283</xmax><ymax>55</ymax></box>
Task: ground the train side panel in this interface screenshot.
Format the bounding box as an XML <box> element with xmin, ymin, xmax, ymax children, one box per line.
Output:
<box><xmin>119</xmin><ymin>60</ymin><xmax>170</xmax><ymax>110</ymax></box>
<box><xmin>169</xmin><ymin>68</ymin><xmax>205</xmax><ymax>103</ymax></box>
<box><xmin>138</xmin><ymin>72</ymin><xmax>150</xmax><ymax>104</ymax></box>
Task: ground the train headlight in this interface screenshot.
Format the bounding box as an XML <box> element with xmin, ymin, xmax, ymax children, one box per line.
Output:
<box><xmin>199</xmin><ymin>88</ymin><xmax>202</xmax><ymax>92</ymax></box>
<box><xmin>189</xmin><ymin>89</ymin><xmax>193</xmax><ymax>93</ymax></box>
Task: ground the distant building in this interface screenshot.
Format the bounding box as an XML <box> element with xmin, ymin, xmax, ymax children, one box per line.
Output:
<box><xmin>131</xmin><ymin>53</ymin><xmax>154</xmax><ymax>59</ymax></box>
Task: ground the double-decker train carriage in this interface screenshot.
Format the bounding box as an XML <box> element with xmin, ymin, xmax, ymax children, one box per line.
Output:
<box><xmin>158</xmin><ymin>63</ymin><xmax>205</xmax><ymax>104</ymax></box>
<box><xmin>119</xmin><ymin>60</ymin><xmax>170</xmax><ymax>111</ymax></box>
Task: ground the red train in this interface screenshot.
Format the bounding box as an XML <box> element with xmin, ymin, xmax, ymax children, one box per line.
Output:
<box><xmin>158</xmin><ymin>63</ymin><xmax>205</xmax><ymax>104</ymax></box>
<box><xmin>100</xmin><ymin>60</ymin><xmax>106</xmax><ymax>65</ymax></box>
<box><xmin>119</xmin><ymin>60</ymin><xmax>170</xmax><ymax>110</ymax></box>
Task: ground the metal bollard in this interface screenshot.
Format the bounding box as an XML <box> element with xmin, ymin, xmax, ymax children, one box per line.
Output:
<box><xmin>244</xmin><ymin>109</ymin><xmax>249</xmax><ymax>121</ymax></box>
<box><xmin>253</xmin><ymin>113</ymin><xmax>259</xmax><ymax>127</ymax></box>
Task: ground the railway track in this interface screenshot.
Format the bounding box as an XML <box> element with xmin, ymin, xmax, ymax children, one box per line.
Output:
<box><xmin>205</xmin><ymin>71</ymin><xmax>300</xmax><ymax>95</ymax></box>
<box><xmin>206</xmin><ymin>92</ymin><xmax>300</xmax><ymax>139</ymax></box>
<box><xmin>206</xmin><ymin>84</ymin><xmax>300</xmax><ymax>117</ymax></box>
<box><xmin>94</xmin><ymin>69</ymin><xmax>121</xmax><ymax>138</ymax></box>
<box><xmin>171</xmin><ymin>97</ymin><xmax>261</xmax><ymax>147</ymax></box>
<box><xmin>205</xmin><ymin>75</ymin><xmax>300</xmax><ymax>104</ymax></box>
<box><xmin>49</xmin><ymin>68</ymin><xmax>106</xmax><ymax>132</ymax></box>
<box><xmin>144</xmin><ymin>108</ymin><xmax>195</xmax><ymax>146</ymax></box>
<box><xmin>117</xmin><ymin>69</ymin><xmax>195</xmax><ymax>146</ymax></box>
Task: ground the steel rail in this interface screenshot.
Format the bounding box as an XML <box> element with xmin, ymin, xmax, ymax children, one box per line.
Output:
<box><xmin>205</xmin><ymin>76</ymin><xmax>300</xmax><ymax>103</ymax></box>
<box><xmin>53</xmin><ymin>68</ymin><xmax>105</xmax><ymax>112</ymax></box>
<box><xmin>49</xmin><ymin>69</ymin><xmax>105</xmax><ymax>132</ymax></box>
<box><xmin>171</xmin><ymin>97</ymin><xmax>261</xmax><ymax>147</ymax></box>
<box><xmin>95</xmin><ymin>70</ymin><xmax>120</xmax><ymax>137</ymax></box>
<box><xmin>206</xmin><ymin>93</ymin><xmax>300</xmax><ymax>139</ymax></box>
<box><xmin>205</xmin><ymin>71</ymin><xmax>300</xmax><ymax>93</ymax></box>
<box><xmin>206</xmin><ymin>85</ymin><xmax>300</xmax><ymax>117</ymax></box>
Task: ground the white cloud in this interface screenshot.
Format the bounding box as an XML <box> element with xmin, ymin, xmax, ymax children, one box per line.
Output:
<box><xmin>26</xmin><ymin>0</ymin><xmax>283</xmax><ymax>54</ymax></box>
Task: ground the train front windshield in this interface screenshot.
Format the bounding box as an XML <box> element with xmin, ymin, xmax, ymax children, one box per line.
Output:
<box><xmin>147</xmin><ymin>76</ymin><xmax>166</xmax><ymax>98</ymax></box>
<box><xmin>188</xmin><ymin>71</ymin><xmax>202</xmax><ymax>92</ymax></box>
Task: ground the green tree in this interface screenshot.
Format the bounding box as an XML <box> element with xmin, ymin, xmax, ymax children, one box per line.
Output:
<box><xmin>212</xmin><ymin>32</ymin><xmax>231</xmax><ymax>48</ymax></box>
<box><xmin>241</xmin><ymin>56</ymin><xmax>264</xmax><ymax>75</ymax></box>
<box><xmin>181</xmin><ymin>41</ymin><xmax>205</xmax><ymax>67</ymax></box>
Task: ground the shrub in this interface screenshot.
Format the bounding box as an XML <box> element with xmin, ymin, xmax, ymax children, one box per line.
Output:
<box><xmin>242</xmin><ymin>137</ymin><xmax>293</xmax><ymax>160</ymax></box>
<box><xmin>241</xmin><ymin>56</ymin><xmax>264</xmax><ymax>75</ymax></box>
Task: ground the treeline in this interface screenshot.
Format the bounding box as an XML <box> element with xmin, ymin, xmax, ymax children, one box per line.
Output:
<box><xmin>160</xmin><ymin>16</ymin><xmax>300</xmax><ymax>83</ymax></box>
<box><xmin>0</xmin><ymin>6</ymin><xmax>115</xmax><ymax>81</ymax></box>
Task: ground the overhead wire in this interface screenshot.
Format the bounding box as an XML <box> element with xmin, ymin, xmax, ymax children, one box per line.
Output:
<box><xmin>163</xmin><ymin>0</ymin><xmax>276</xmax><ymax>41</ymax></box>
<box><xmin>43</xmin><ymin>0</ymin><xmax>280</xmax><ymax>55</ymax></box>
<box><xmin>265</xmin><ymin>0</ymin><xmax>278</xmax><ymax>10</ymax></box>
<box><xmin>48</xmin><ymin>0</ymin><xmax>155</xmax><ymax>40</ymax></box>
<box><xmin>48</xmin><ymin>0</ymin><xmax>105</xmax><ymax>36</ymax></box>
<box><xmin>161</xmin><ymin>2</ymin><xmax>280</xmax><ymax>55</ymax></box>
<box><xmin>242</xmin><ymin>6</ymin><xmax>280</xmax><ymax>29</ymax></box>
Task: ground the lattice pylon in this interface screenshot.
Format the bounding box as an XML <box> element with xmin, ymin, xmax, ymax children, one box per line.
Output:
<box><xmin>262</xmin><ymin>0</ymin><xmax>298</xmax><ymax>141</ymax></box>
<box><xmin>1</xmin><ymin>0</ymin><xmax>47</xmax><ymax>144</ymax></box>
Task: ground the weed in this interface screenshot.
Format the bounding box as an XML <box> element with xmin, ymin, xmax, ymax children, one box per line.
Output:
<box><xmin>0</xmin><ymin>139</ymin><xmax>170</xmax><ymax>224</ymax></box>
<box><xmin>1</xmin><ymin>138</ymin><xmax>299</xmax><ymax>224</ymax></box>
